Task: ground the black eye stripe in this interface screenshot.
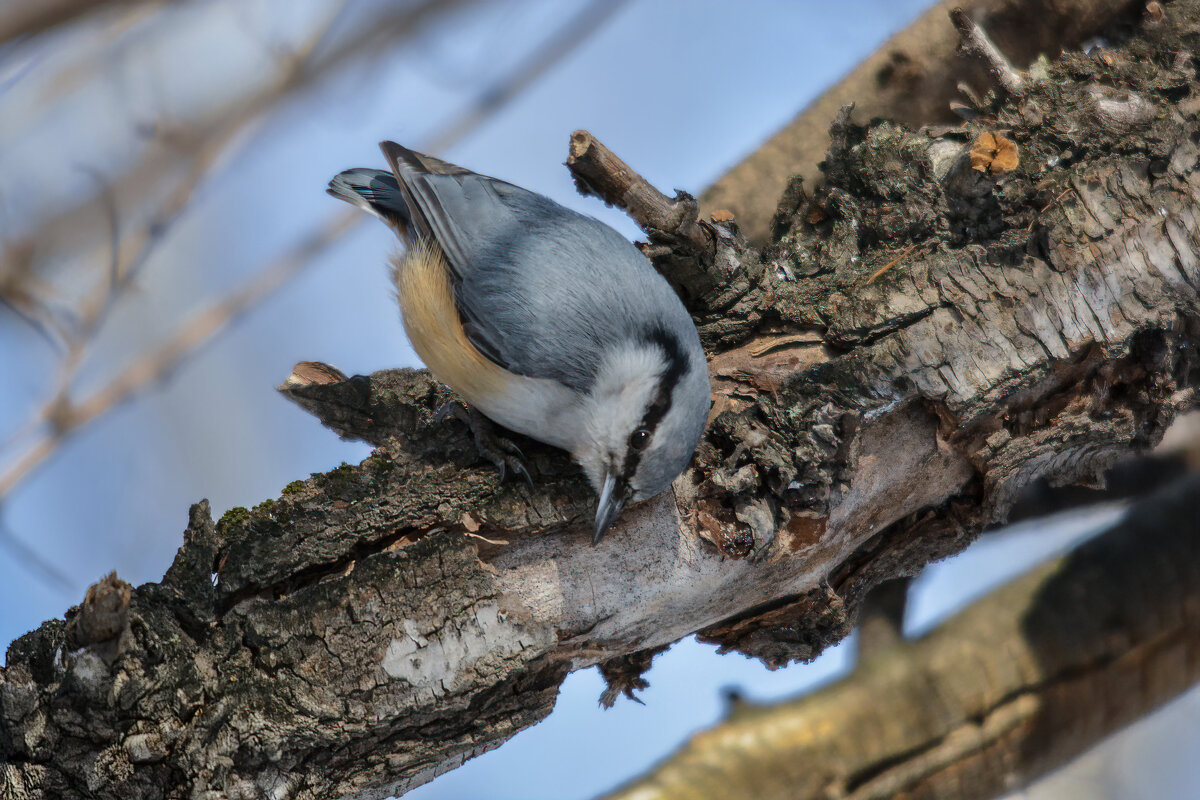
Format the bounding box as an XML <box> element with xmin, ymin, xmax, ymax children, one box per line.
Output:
<box><xmin>643</xmin><ymin>326</ymin><xmax>689</xmax><ymax>386</ymax></box>
<box><xmin>620</xmin><ymin>326</ymin><xmax>689</xmax><ymax>482</ymax></box>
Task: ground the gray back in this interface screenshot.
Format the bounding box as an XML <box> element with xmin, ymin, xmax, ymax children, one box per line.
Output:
<box><xmin>455</xmin><ymin>183</ymin><xmax>696</xmax><ymax>391</ymax></box>
<box><xmin>384</xmin><ymin>154</ymin><xmax>700</xmax><ymax>392</ymax></box>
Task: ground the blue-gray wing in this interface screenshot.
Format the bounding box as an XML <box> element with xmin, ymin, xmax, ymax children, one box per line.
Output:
<box><xmin>370</xmin><ymin>141</ymin><xmax>684</xmax><ymax>392</ymax></box>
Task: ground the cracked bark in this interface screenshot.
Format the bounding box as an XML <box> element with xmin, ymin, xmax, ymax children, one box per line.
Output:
<box><xmin>4</xmin><ymin>2</ymin><xmax>1200</xmax><ymax>798</ymax></box>
<box><xmin>602</xmin><ymin>474</ymin><xmax>1200</xmax><ymax>800</ymax></box>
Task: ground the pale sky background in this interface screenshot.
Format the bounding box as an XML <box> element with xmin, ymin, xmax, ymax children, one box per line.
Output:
<box><xmin>1</xmin><ymin>2</ymin><xmax>1196</xmax><ymax>798</ymax></box>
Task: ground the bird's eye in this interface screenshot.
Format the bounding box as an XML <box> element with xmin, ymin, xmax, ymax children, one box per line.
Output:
<box><xmin>630</xmin><ymin>429</ymin><xmax>651</xmax><ymax>450</ymax></box>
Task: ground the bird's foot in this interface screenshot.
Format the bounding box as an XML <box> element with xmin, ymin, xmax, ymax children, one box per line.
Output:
<box><xmin>434</xmin><ymin>401</ymin><xmax>533</xmax><ymax>487</ymax></box>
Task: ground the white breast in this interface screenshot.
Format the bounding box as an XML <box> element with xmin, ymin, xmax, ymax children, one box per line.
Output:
<box><xmin>471</xmin><ymin>374</ymin><xmax>585</xmax><ymax>452</ymax></box>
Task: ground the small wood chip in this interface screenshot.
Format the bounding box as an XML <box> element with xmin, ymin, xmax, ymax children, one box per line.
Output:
<box><xmin>465</xmin><ymin>531</ymin><xmax>510</xmax><ymax>546</ymax></box>
<box><xmin>970</xmin><ymin>131</ymin><xmax>1020</xmax><ymax>174</ymax></box>
<box><xmin>748</xmin><ymin>334</ymin><xmax>825</xmax><ymax>357</ymax></box>
<box><xmin>282</xmin><ymin>361</ymin><xmax>348</xmax><ymax>388</ymax></box>
<box><xmin>867</xmin><ymin>243</ymin><xmax>920</xmax><ymax>284</ymax></box>
<box><xmin>710</xmin><ymin>209</ymin><xmax>735</xmax><ymax>222</ymax></box>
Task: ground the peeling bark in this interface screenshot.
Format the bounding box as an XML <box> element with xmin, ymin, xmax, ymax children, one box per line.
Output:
<box><xmin>4</xmin><ymin>3</ymin><xmax>1200</xmax><ymax>798</ymax></box>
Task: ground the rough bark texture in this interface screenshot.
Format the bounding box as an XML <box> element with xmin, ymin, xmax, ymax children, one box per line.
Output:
<box><xmin>603</xmin><ymin>474</ymin><xmax>1200</xmax><ymax>800</ymax></box>
<box><xmin>4</xmin><ymin>3</ymin><xmax>1200</xmax><ymax>798</ymax></box>
<box><xmin>701</xmin><ymin>0</ymin><xmax>1143</xmax><ymax>245</ymax></box>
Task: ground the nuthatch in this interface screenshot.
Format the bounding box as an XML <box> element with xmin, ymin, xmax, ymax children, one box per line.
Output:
<box><xmin>328</xmin><ymin>142</ymin><xmax>710</xmax><ymax>542</ymax></box>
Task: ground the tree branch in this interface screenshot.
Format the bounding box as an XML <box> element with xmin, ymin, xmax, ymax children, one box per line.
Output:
<box><xmin>4</xmin><ymin>2</ymin><xmax>1200</xmax><ymax>797</ymax></box>
<box><xmin>565</xmin><ymin>129</ymin><xmax>764</xmax><ymax>319</ymax></box>
<box><xmin>602</xmin><ymin>474</ymin><xmax>1200</xmax><ymax>800</ymax></box>
<box><xmin>700</xmin><ymin>0</ymin><xmax>1142</xmax><ymax>244</ymax></box>
<box><xmin>950</xmin><ymin>7</ymin><xmax>1026</xmax><ymax>96</ymax></box>
<box><xmin>566</xmin><ymin>129</ymin><xmax>710</xmax><ymax>256</ymax></box>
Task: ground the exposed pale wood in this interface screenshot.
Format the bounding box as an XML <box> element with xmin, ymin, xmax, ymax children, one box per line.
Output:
<box><xmin>603</xmin><ymin>476</ymin><xmax>1200</xmax><ymax>800</ymax></box>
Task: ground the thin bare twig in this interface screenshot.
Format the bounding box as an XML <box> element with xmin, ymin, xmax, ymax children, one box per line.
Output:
<box><xmin>866</xmin><ymin>242</ymin><xmax>920</xmax><ymax>284</ymax></box>
<box><xmin>0</xmin><ymin>239</ymin><xmax>70</xmax><ymax>350</ymax></box>
<box><xmin>1027</xmin><ymin>187</ymin><xmax>1076</xmax><ymax>231</ymax></box>
<box><xmin>73</xmin><ymin>164</ymin><xmax>122</xmax><ymax>320</ymax></box>
<box><xmin>0</xmin><ymin>0</ymin><xmax>159</xmax><ymax>46</ymax></box>
<box><xmin>0</xmin><ymin>515</ymin><xmax>72</xmax><ymax>592</ymax></box>
<box><xmin>0</xmin><ymin>210</ymin><xmax>359</xmax><ymax>501</ymax></box>
<box><xmin>950</xmin><ymin>7</ymin><xmax>1025</xmax><ymax>95</ymax></box>
<box><xmin>566</xmin><ymin>129</ymin><xmax>710</xmax><ymax>255</ymax></box>
<box><xmin>0</xmin><ymin>283</ymin><xmax>68</xmax><ymax>352</ymax></box>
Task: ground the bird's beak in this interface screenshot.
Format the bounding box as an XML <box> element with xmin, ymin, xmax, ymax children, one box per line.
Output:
<box><xmin>594</xmin><ymin>471</ymin><xmax>629</xmax><ymax>545</ymax></box>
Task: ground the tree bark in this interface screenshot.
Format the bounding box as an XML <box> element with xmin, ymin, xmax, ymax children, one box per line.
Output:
<box><xmin>4</xmin><ymin>3</ymin><xmax>1200</xmax><ymax>798</ymax></box>
<box><xmin>602</xmin><ymin>474</ymin><xmax>1200</xmax><ymax>800</ymax></box>
<box><xmin>701</xmin><ymin>0</ymin><xmax>1143</xmax><ymax>245</ymax></box>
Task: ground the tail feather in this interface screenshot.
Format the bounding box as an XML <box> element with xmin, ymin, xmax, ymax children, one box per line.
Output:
<box><xmin>378</xmin><ymin>140</ymin><xmax>480</xmax><ymax>274</ymax></box>
<box><xmin>326</xmin><ymin>168</ymin><xmax>409</xmax><ymax>230</ymax></box>
<box><xmin>379</xmin><ymin>141</ymin><xmax>471</xmax><ymax>178</ymax></box>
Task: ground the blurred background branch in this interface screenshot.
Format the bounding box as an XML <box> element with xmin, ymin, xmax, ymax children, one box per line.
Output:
<box><xmin>0</xmin><ymin>0</ymin><xmax>162</xmax><ymax>47</ymax></box>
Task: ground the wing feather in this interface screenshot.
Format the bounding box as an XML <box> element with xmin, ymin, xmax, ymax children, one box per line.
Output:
<box><xmin>371</xmin><ymin>140</ymin><xmax>680</xmax><ymax>392</ymax></box>
<box><xmin>378</xmin><ymin>140</ymin><xmax>547</xmax><ymax>378</ymax></box>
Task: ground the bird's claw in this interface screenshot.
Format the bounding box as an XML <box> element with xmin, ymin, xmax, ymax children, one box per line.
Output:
<box><xmin>434</xmin><ymin>401</ymin><xmax>533</xmax><ymax>488</ymax></box>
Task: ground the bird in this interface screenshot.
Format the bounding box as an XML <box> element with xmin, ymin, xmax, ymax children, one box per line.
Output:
<box><xmin>327</xmin><ymin>141</ymin><xmax>711</xmax><ymax>543</ymax></box>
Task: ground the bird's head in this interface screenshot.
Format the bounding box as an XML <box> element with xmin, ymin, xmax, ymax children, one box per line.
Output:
<box><xmin>573</xmin><ymin>327</ymin><xmax>710</xmax><ymax>543</ymax></box>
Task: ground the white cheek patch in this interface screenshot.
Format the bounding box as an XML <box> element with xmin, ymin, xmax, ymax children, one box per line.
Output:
<box><xmin>594</xmin><ymin>346</ymin><xmax>665</xmax><ymax>400</ymax></box>
<box><xmin>574</xmin><ymin>343</ymin><xmax>666</xmax><ymax>476</ymax></box>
